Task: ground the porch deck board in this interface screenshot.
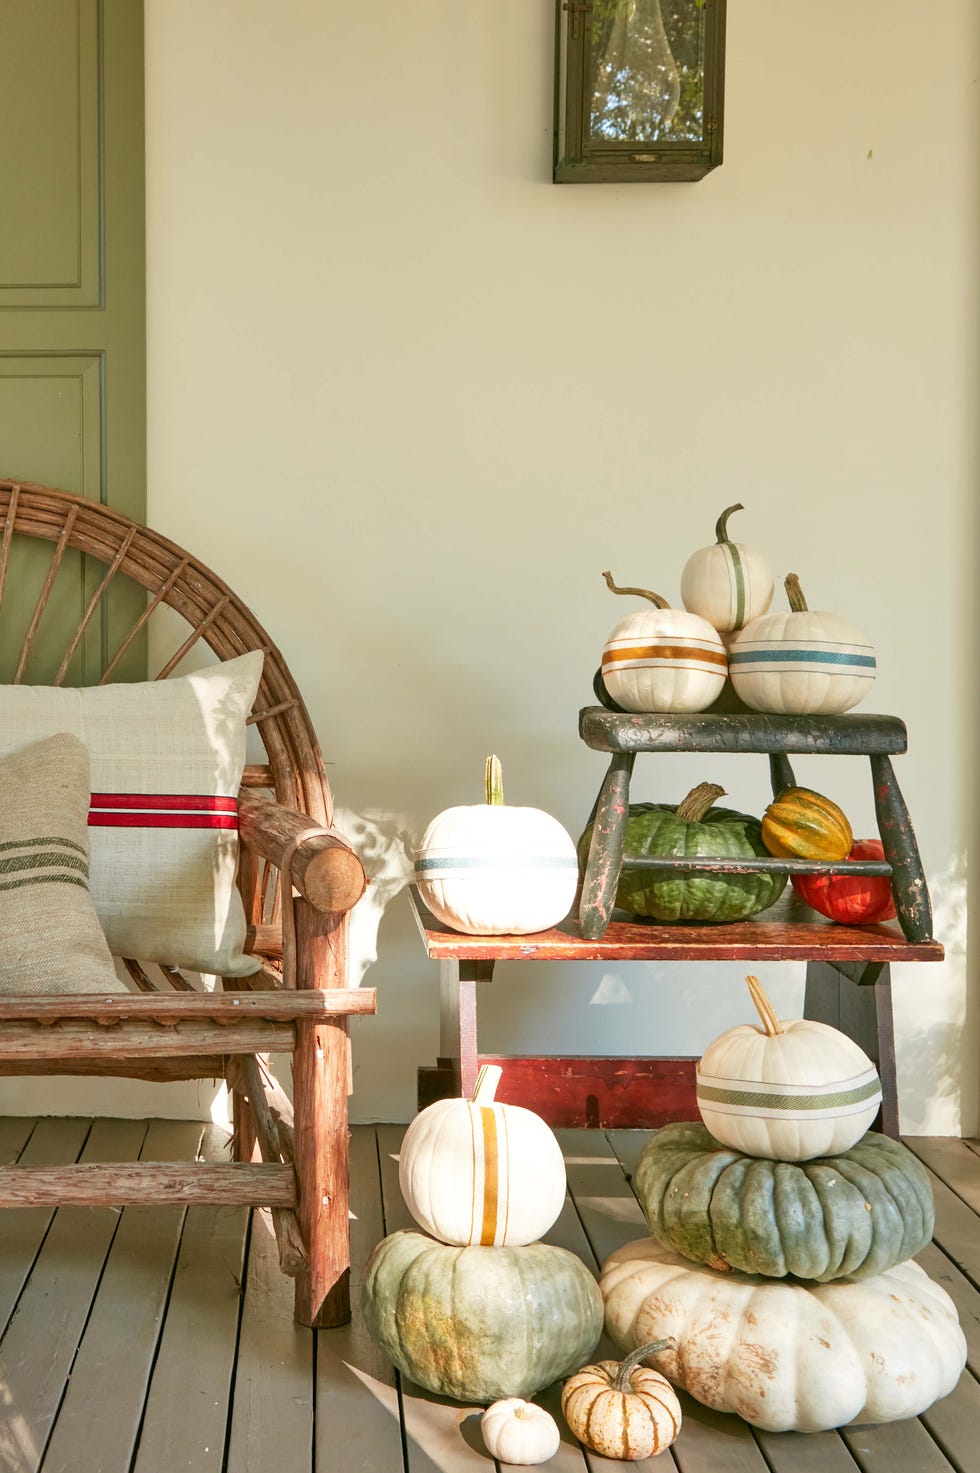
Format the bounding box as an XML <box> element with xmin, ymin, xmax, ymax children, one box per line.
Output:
<box><xmin>0</xmin><ymin>1120</ymin><xmax>975</xmax><ymax>1473</ymax></box>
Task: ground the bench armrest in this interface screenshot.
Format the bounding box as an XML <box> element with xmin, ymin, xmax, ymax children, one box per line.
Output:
<box><xmin>237</xmin><ymin>791</ymin><xmax>367</xmax><ymax>916</ymax></box>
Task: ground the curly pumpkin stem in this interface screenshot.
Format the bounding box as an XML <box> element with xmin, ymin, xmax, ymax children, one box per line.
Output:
<box><xmin>612</xmin><ymin>1339</ymin><xmax>675</xmax><ymax>1393</ymax></box>
<box><xmin>485</xmin><ymin>755</ymin><xmax>504</xmax><ymax>806</ymax></box>
<box><xmin>745</xmin><ymin>974</ymin><xmax>785</xmax><ymax>1037</ymax></box>
<box><xmin>675</xmin><ymin>782</ymin><xmax>726</xmax><ymax>824</ymax></box>
<box><xmin>602</xmin><ymin>570</ymin><xmax>670</xmax><ymax>610</ymax></box>
<box><xmin>714</xmin><ymin>503</ymin><xmax>744</xmax><ymax>544</ymax></box>
<box><xmin>784</xmin><ymin>573</ymin><xmax>808</xmax><ymax>612</ymax></box>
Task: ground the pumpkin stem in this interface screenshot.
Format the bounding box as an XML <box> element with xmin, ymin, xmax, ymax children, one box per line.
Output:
<box><xmin>613</xmin><ymin>1340</ymin><xmax>675</xmax><ymax>1393</ymax></box>
<box><xmin>485</xmin><ymin>755</ymin><xmax>504</xmax><ymax>806</ymax></box>
<box><xmin>714</xmin><ymin>503</ymin><xmax>744</xmax><ymax>544</ymax></box>
<box><xmin>784</xmin><ymin>573</ymin><xmax>808</xmax><ymax>612</ymax></box>
<box><xmin>602</xmin><ymin>570</ymin><xmax>670</xmax><ymax>610</ymax></box>
<box><xmin>674</xmin><ymin>782</ymin><xmax>726</xmax><ymax>824</ymax></box>
<box><xmin>471</xmin><ymin>1063</ymin><xmax>502</xmax><ymax>1104</ymax></box>
<box><xmin>745</xmin><ymin>974</ymin><xmax>785</xmax><ymax>1036</ymax></box>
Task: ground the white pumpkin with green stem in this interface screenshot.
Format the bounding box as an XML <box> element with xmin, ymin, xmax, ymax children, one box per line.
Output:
<box><xmin>729</xmin><ymin>573</ymin><xmax>876</xmax><ymax>715</ymax></box>
<box><xmin>696</xmin><ymin>974</ymin><xmax>882</xmax><ymax>1161</ymax></box>
<box><xmin>680</xmin><ymin>503</ymin><xmax>774</xmax><ymax>634</ymax></box>
<box><xmin>600</xmin><ymin>571</ymin><xmax>727</xmax><ymax>713</ymax></box>
<box><xmin>413</xmin><ymin>756</ymin><xmax>578</xmax><ymax>935</ymax></box>
<box><xmin>399</xmin><ymin>1064</ymin><xmax>567</xmax><ymax>1247</ymax></box>
<box><xmin>480</xmin><ymin>1400</ymin><xmax>561</xmax><ymax>1465</ymax></box>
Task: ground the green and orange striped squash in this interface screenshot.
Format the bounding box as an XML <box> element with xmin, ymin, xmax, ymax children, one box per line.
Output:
<box><xmin>600</xmin><ymin>571</ymin><xmax>728</xmax><ymax>714</ymax></box>
<box><xmin>761</xmin><ymin>785</ymin><xmax>853</xmax><ymax>862</ymax></box>
<box><xmin>363</xmin><ymin>1229</ymin><xmax>603</xmax><ymax>1403</ymax></box>
<box><xmin>398</xmin><ymin>1065</ymin><xmax>567</xmax><ymax>1247</ymax></box>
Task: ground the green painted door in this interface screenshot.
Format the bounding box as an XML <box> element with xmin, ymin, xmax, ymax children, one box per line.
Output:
<box><xmin>0</xmin><ymin>0</ymin><xmax>145</xmax><ymax>682</ymax></box>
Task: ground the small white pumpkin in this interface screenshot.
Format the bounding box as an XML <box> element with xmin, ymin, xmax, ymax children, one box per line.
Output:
<box><xmin>481</xmin><ymin>1399</ymin><xmax>561</xmax><ymax>1465</ymax></box>
<box><xmin>680</xmin><ymin>503</ymin><xmax>774</xmax><ymax>634</ymax></box>
<box><xmin>696</xmin><ymin>974</ymin><xmax>882</xmax><ymax>1160</ymax></box>
<box><xmin>600</xmin><ymin>571</ymin><xmax>727</xmax><ymax>714</ymax></box>
<box><xmin>601</xmin><ymin>1236</ymin><xmax>967</xmax><ymax>1433</ymax></box>
<box><xmin>399</xmin><ymin>1064</ymin><xmax>567</xmax><ymax>1246</ymax></box>
<box><xmin>729</xmin><ymin>573</ymin><xmax>876</xmax><ymax>715</ymax></box>
<box><xmin>414</xmin><ymin>756</ymin><xmax>578</xmax><ymax>936</ymax></box>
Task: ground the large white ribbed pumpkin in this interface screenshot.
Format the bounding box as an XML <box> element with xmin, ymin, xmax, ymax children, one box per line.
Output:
<box><xmin>600</xmin><ymin>571</ymin><xmax>727</xmax><ymax>714</ymax></box>
<box><xmin>680</xmin><ymin>503</ymin><xmax>774</xmax><ymax>634</ymax></box>
<box><xmin>728</xmin><ymin>573</ymin><xmax>876</xmax><ymax>715</ymax></box>
<box><xmin>414</xmin><ymin>757</ymin><xmax>578</xmax><ymax>936</ymax></box>
<box><xmin>696</xmin><ymin>975</ymin><xmax>882</xmax><ymax>1160</ymax></box>
<box><xmin>601</xmin><ymin>1236</ymin><xmax>966</xmax><ymax>1433</ymax></box>
<box><xmin>399</xmin><ymin>1065</ymin><xmax>567</xmax><ymax>1246</ymax></box>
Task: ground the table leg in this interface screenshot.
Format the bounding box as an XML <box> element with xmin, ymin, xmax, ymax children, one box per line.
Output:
<box><xmin>869</xmin><ymin>753</ymin><xmax>933</xmax><ymax>943</ymax></box>
<box><xmin>417</xmin><ymin>959</ymin><xmax>494</xmax><ymax>1108</ymax></box>
<box><xmin>804</xmin><ymin>959</ymin><xmax>898</xmax><ymax>1138</ymax></box>
<box><xmin>579</xmin><ymin>751</ymin><xmax>635</xmax><ymax>940</ymax></box>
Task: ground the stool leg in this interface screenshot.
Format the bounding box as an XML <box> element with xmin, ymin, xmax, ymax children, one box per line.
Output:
<box><xmin>579</xmin><ymin>752</ymin><xmax>635</xmax><ymax>940</ymax></box>
<box><xmin>769</xmin><ymin>752</ymin><xmax>796</xmax><ymax>796</ymax></box>
<box><xmin>804</xmin><ymin>960</ymin><xmax>899</xmax><ymax>1138</ymax></box>
<box><xmin>869</xmin><ymin>753</ymin><xmax>933</xmax><ymax>942</ymax></box>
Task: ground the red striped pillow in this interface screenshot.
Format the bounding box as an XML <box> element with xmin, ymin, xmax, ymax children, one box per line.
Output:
<box><xmin>0</xmin><ymin>652</ymin><xmax>263</xmax><ymax>976</ymax></box>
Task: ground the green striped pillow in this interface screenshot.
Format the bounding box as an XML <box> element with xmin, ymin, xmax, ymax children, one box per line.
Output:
<box><xmin>0</xmin><ymin>734</ymin><xmax>125</xmax><ymax>995</ymax></box>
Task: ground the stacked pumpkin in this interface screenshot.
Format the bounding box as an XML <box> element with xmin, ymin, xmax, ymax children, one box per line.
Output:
<box><xmin>599</xmin><ymin>504</ymin><xmax>877</xmax><ymax>717</ymax></box>
<box><xmin>600</xmin><ymin>976</ymin><xmax>967</xmax><ymax>1432</ymax></box>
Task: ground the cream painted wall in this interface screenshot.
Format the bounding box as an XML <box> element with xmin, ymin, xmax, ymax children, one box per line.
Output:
<box><xmin>92</xmin><ymin>0</ymin><xmax>975</xmax><ymax>1131</ymax></box>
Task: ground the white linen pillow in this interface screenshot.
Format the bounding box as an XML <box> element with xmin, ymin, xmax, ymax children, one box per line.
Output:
<box><xmin>0</xmin><ymin>652</ymin><xmax>263</xmax><ymax>976</ymax></box>
<box><xmin>0</xmin><ymin>733</ymin><xmax>126</xmax><ymax>995</ymax></box>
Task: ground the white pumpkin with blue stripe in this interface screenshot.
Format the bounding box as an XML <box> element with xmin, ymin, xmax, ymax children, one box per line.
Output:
<box><xmin>680</xmin><ymin>503</ymin><xmax>774</xmax><ymax>634</ymax></box>
<box><xmin>696</xmin><ymin>975</ymin><xmax>882</xmax><ymax>1161</ymax></box>
<box><xmin>600</xmin><ymin>571</ymin><xmax>727</xmax><ymax>713</ymax></box>
<box><xmin>414</xmin><ymin>756</ymin><xmax>578</xmax><ymax>936</ymax></box>
<box><xmin>399</xmin><ymin>1064</ymin><xmax>567</xmax><ymax>1247</ymax></box>
<box><xmin>729</xmin><ymin>573</ymin><xmax>876</xmax><ymax>715</ymax></box>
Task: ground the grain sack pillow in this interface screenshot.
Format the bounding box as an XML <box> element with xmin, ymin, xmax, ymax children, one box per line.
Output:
<box><xmin>0</xmin><ymin>733</ymin><xmax>125</xmax><ymax>995</ymax></box>
<box><xmin>0</xmin><ymin>651</ymin><xmax>263</xmax><ymax>976</ymax></box>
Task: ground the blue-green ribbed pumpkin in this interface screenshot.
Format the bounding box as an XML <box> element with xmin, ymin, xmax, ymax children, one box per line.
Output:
<box><xmin>363</xmin><ymin>1230</ymin><xmax>603</xmax><ymax>1403</ymax></box>
<box><xmin>578</xmin><ymin>782</ymin><xmax>786</xmax><ymax>923</ymax></box>
<box><xmin>634</xmin><ymin>1122</ymin><xmax>934</xmax><ymax>1283</ymax></box>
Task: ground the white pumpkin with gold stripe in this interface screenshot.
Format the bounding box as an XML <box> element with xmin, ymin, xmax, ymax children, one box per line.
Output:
<box><xmin>697</xmin><ymin>975</ymin><xmax>882</xmax><ymax>1161</ymax></box>
<box><xmin>600</xmin><ymin>572</ymin><xmax>727</xmax><ymax>714</ymax></box>
<box><xmin>399</xmin><ymin>1066</ymin><xmax>567</xmax><ymax>1247</ymax></box>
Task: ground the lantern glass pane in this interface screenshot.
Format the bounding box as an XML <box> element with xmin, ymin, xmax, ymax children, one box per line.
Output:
<box><xmin>589</xmin><ymin>0</ymin><xmax>707</xmax><ymax>145</ymax></box>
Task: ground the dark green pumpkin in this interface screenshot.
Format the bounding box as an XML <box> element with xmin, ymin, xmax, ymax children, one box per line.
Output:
<box><xmin>578</xmin><ymin>782</ymin><xmax>786</xmax><ymax>922</ymax></box>
<box><xmin>363</xmin><ymin>1229</ymin><xmax>603</xmax><ymax>1403</ymax></box>
<box><xmin>634</xmin><ymin>1122</ymin><xmax>934</xmax><ymax>1283</ymax></box>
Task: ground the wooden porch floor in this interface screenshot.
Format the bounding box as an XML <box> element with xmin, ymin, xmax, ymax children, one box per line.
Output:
<box><xmin>0</xmin><ymin>1120</ymin><xmax>977</xmax><ymax>1473</ymax></box>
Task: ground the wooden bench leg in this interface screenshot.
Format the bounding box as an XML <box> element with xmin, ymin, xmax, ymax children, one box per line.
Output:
<box><xmin>292</xmin><ymin>900</ymin><xmax>352</xmax><ymax>1328</ymax></box>
<box><xmin>417</xmin><ymin>959</ymin><xmax>493</xmax><ymax>1109</ymax></box>
<box><xmin>869</xmin><ymin>753</ymin><xmax>933</xmax><ymax>943</ymax></box>
<box><xmin>579</xmin><ymin>752</ymin><xmax>635</xmax><ymax>939</ymax></box>
<box><xmin>803</xmin><ymin>959</ymin><xmax>899</xmax><ymax>1138</ymax></box>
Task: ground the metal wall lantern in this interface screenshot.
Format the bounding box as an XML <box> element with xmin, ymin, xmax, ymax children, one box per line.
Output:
<box><xmin>554</xmin><ymin>0</ymin><xmax>726</xmax><ymax>183</ymax></box>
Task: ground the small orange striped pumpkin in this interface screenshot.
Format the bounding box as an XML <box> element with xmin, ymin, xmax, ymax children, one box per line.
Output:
<box><xmin>600</xmin><ymin>572</ymin><xmax>727</xmax><ymax>714</ymax></box>
<box><xmin>398</xmin><ymin>1065</ymin><xmax>567</xmax><ymax>1247</ymax></box>
<box><xmin>561</xmin><ymin>1341</ymin><xmax>682</xmax><ymax>1461</ymax></box>
<box><xmin>762</xmin><ymin>786</ymin><xmax>853</xmax><ymax>862</ymax></box>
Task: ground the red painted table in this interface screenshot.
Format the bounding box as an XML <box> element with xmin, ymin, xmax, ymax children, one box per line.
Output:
<box><xmin>410</xmin><ymin>886</ymin><xmax>944</xmax><ymax>1133</ymax></box>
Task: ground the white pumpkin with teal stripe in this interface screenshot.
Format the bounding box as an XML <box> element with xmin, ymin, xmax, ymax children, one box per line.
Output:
<box><xmin>728</xmin><ymin>573</ymin><xmax>876</xmax><ymax>715</ymax></box>
<box><xmin>399</xmin><ymin>1065</ymin><xmax>567</xmax><ymax>1246</ymax></box>
<box><xmin>414</xmin><ymin>756</ymin><xmax>578</xmax><ymax>935</ymax></box>
<box><xmin>600</xmin><ymin>572</ymin><xmax>727</xmax><ymax>713</ymax></box>
<box><xmin>680</xmin><ymin>503</ymin><xmax>774</xmax><ymax>634</ymax></box>
<box><xmin>696</xmin><ymin>975</ymin><xmax>882</xmax><ymax>1161</ymax></box>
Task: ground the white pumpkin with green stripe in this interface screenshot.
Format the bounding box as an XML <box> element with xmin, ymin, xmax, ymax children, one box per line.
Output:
<box><xmin>399</xmin><ymin>1065</ymin><xmax>567</xmax><ymax>1246</ymax></box>
<box><xmin>600</xmin><ymin>572</ymin><xmax>727</xmax><ymax>714</ymax></box>
<box><xmin>680</xmin><ymin>503</ymin><xmax>774</xmax><ymax>634</ymax></box>
<box><xmin>414</xmin><ymin>756</ymin><xmax>578</xmax><ymax>936</ymax></box>
<box><xmin>696</xmin><ymin>975</ymin><xmax>882</xmax><ymax>1161</ymax></box>
<box><xmin>728</xmin><ymin>573</ymin><xmax>876</xmax><ymax>715</ymax></box>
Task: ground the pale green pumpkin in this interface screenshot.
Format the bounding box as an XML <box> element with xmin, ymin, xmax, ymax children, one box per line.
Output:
<box><xmin>634</xmin><ymin>1122</ymin><xmax>934</xmax><ymax>1282</ymax></box>
<box><xmin>363</xmin><ymin>1230</ymin><xmax>603</xmax><ymax>1403</ymax></box>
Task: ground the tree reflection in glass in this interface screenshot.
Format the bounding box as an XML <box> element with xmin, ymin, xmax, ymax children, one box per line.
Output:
<box><xmin>590</xmin><ymin>0</ymin><xmax>705</xmax><ymax>144</ymax></box>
